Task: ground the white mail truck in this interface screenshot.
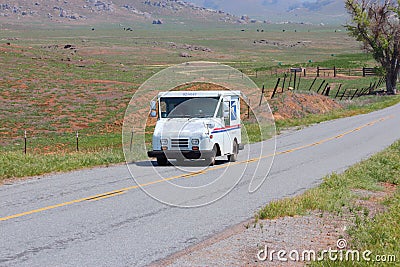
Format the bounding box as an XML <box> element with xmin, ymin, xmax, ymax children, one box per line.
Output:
<box><xmin>147</xmin><ymin>90</ymin><xmax>243</xmax><ymax>166</ymax></box>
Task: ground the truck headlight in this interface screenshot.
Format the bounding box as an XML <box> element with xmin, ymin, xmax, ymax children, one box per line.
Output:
<box><xmin>160</xmin><ymin>139</ymin><xmax>168</xmax><ymax>146</ymax></box>
<box><xmin>191</xmin><ymin>139</ymin><xmax>200</xmax><ymax>146</ymax></box>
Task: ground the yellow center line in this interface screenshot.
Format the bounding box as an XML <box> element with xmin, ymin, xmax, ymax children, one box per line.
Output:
<box><xmin>88</xmin><ymin>191</ymin><xmax>127</xmax><ymax>202</ymax></box>
<box><xmin>0</xmin><ymin>116</ymin><xmax>391</xmax><ymax>222</ymax></box>
<box><xmin>181</xmin><ymin>170</ymin><xmax>207</xmax><ymax>179</ymax></box>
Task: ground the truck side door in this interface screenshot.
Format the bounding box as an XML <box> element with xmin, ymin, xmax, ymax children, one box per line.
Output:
<box><xmin>229</xmin><ymin>96</ymin><xmax>241</xmax><ymax>146</ymax></box>
<box><xmin>221</xmin><ymin>97</ymin><xmax>232</xmax><ymax>155</ymax></box>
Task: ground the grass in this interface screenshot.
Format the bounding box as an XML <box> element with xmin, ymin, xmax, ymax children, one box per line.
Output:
<box><xmin>274</xmin><ymin>95</ymin><xmax>400</xmax><ymax>131</ymax></box>
<box><xmin>256</xmin><ymin>140</ymin><xmax>400</xmax><ymax>266</ymax></box>
<box><xmin>257</xmin><ymin>140</ymin><xmax>400</xmax><ymax>219</ymax></box>
<box><xmin>242</xmin><ymin>122</ymin><xmax>275</xmax><ymax>144</ymax></box>
<box><xmin>0</xmin><ymin>149</ymin><xmax>124</xmax><ymax>180</ymax></box>
<box><xmin>342</xmin><ymin>195</ymin><xmax>400</xmax><ymax>266</ymax></box>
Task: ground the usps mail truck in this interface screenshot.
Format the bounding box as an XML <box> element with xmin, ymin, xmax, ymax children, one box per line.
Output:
<box><xmin>147</xmin><ymin>90</ymin><xmax>243</xmax><ymax>166</ymax></box>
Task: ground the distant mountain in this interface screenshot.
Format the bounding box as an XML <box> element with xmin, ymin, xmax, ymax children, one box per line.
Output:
<box><xmin>0</xmin><ymin>0</ymin><xmax>238</xmax><ymax>24</ymax></box>
<box><xmin>188</xmin><ymin>0</ymin><xmax>348</xmax><ymax>24</ymax></box>
<box><xmin>0</xmin><ymin>0</ymin><xmax>348</xmax><ymax>25</ymax></box>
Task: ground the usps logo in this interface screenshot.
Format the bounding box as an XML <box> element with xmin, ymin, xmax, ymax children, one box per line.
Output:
<box><xmin>230</xmin><ymin>101</ymin><xmax>237</xmax><ymax>121</ymax></box>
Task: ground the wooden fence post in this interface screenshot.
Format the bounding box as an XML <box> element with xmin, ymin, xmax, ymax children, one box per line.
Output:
<box><xmin>351</xmin><ymin>89</ymin><xmax>359</xmax><ymax>100</ymax></box>
<box><xmin>309</xmin><ymin>77</ymin><xmax>317</xmax><ymax>91</ymax></box>
<box><xmin>325</xmin><ymin>86</ymin><xmax>331</xmax><ymax>96</ymax></box>
<box><xmin>259</xmin><ymin>84</ymin><xmax>265</xmax><ymax>106</ymax></box>
<box><xmin>130</xmin><ymin>128</ymin><xmax>134</xmax><ymax>152</ymax></box>
<box><xmin>76</xmin><ymin>131</ymin><xmax>79</xmax><ymax>152</ymax></box>
<box><xmin>293</xmin><ymin>71</ymin><xmax>297</xmax><ymax>90</ymax></box>
<box><xmin>321</xmin><ymin>83</ymin><xmax>329</xmax><ymax>95</ymax></box>
<box><xmin>247</xmin><ymin>99</ymin><xmax>250</xmax><ymax>119</ymax></box>
<box><xmin>340</xmin><ymin>88</ymin><xmax>347</xmax><ymax>100</ymax></box>
<box><xmin>334</xmin><ymin>84</ymin><xmax>342</xmax><ymax>98</ymax></box>
<box><xmin>271</xmin><ymin>78</ymin><xmax>281</xmax><ymax>99</ymax></box>
<box><xmin>24</xmin><ymin>130</ymin><xmax>27</xmax><ymax>154</ymax></box>
<box><xmin>282</xmin><ymin>73</ymin><xmax>287</xmax><ymax>92</ymax></box>
<box><xmin>316</xmin><ymin>80</ymin><xmax>326</xmax><ymax>93</ymax></box>
<box><xmin>358</xmin><ymin>87</ymin><xmax>368</xmax><ymax>97</ymax></box>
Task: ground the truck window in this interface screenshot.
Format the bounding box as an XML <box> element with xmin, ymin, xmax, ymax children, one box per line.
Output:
<box><xmin>216</xmin><ymin>99</ymin><xmax>224</xmax><ymax>118</ymax></box>
<box><xmin>224</xmin><ymin>101</ymin><xmax>230</xmax><ymax>126</ymax></box>
<box><xmin>160</xmin><ymin>101</ymin><xmax>167</xmax><ymax>118</ymax></box>
<box><xmin>230</xmin><ymin>100</ymin><xmax>238</xmax><ymax>121</ymax></box>
<box><xmin>160</xmin><ymin>97</ymin><xmax>219</xmax><ymax>119</ymax></box>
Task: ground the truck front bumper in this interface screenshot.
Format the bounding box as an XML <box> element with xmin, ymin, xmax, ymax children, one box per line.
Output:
<box><xmin>147</xmin><ymin>150</ymin><xmax>214</xmax><ymax>160</ymax></box>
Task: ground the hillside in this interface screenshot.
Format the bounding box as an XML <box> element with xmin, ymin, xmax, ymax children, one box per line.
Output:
<box><xmin>188</xmin><ymin>0</ymin><xmax>348</xmax><ymax>24</ymax></box>
<box><xmin>0</xmin><ymin>0</ymin><xmax>238</xmax><ymax>24</ymax></box>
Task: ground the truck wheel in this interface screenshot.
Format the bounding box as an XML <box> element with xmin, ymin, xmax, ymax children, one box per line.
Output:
<box><xmin>206</xmin><ymin>145</ymin><xmax>217</xmax><ymax>166</ymax></box>
<box><xmin>227</xmin><ymin>140</ymin><xmax>238</xmax><ymax>162</ymax></box>
<box><xmin>157</xmin><ymin>156</ymin><xmax>168</xmax><ymax>166</ymax></box>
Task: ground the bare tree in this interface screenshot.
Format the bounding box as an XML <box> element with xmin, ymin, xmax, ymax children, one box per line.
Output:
<box><xmin>345</xmin><ymin>0</ymin><xmax>400</xmax><ymax>94</ymax></box>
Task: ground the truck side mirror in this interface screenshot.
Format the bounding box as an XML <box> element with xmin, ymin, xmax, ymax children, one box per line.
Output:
<box><xmin>150</xmin><ymin>101</ymin><xmax>157</xmax><ymax>110</ymax></box>
<box><xmin>150</xmin><ymin>101</ymin><xmax>157</xmax><ymax>118</ymax></box>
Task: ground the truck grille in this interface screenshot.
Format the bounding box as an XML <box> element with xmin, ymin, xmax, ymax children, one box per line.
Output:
<box><xmin>171</xmin><ymin>139</ymin><xmax>189</xmax><ymax>149</ymax></box>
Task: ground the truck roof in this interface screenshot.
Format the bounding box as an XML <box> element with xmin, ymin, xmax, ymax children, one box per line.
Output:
<box><xmin>158</xmin><ymin>90</ymin><xmax>241</xmax><ymax>98</ymax></box>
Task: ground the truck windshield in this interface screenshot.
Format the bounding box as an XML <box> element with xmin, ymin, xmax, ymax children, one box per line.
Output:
<box><xmin>160</xmin><ymin>97</ymin><xmax>220</xmax><ymax>118</ymax></box>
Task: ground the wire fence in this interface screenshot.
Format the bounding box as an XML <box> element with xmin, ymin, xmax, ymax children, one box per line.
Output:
<box><xmin>2</xmin><ymin>131</ymin><xmax>123</xmax><ymax>155</ymax></box>
<box><xmin>267</xmin><ymin>74</ymin><xmax>386</xmax><ymax>100</ymax></box>
<box><xmin>249</xmin><ymin>66</ymin><xmax>380</xmax><ymax>79</ymax></box>
<box><xmin>3</xmin><ymin>66</ymin><xmax>386</xmax><ymax>154</ymax></box>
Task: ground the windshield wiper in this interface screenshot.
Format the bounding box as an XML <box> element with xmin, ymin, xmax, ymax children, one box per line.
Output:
<box><xmin>168</xmin><ymin>114</ymin><xmax>192</xmax><ymax>118</ymax></box>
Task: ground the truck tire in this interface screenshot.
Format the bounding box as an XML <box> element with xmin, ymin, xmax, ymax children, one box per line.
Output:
<box><xmin>227</xmin><ymin>140</ymin><xmax>238</xmax><ymax>162</ymax></box>
<box><xmin>157</xmin><ymin>156</ymin><xmax>168</xmax><ymax>166</ymax></box>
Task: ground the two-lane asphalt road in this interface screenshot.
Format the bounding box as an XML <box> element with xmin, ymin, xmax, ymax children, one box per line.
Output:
<box><xmin>1</xmin><ymin>103</ymin><xmax>400</xmax><ymax>266</ymax></box>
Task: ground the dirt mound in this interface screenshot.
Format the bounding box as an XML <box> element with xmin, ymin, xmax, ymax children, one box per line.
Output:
<box><xmin>269</xmin><ymin>91</ymin><xmax>342</xmax><ymax>120</ymax></box>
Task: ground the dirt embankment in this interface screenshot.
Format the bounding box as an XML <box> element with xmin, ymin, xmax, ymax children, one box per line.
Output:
<box><xmin>269</xmin><ymin>91</ymin><xmax>342</xmax><ymax>121</ymax></box>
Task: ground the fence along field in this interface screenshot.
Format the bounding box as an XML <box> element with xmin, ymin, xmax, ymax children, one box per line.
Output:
<box><xmin>5</xmin><ymin>65</ymin><xmax>386</xmax><ymax>157</ymax></box>
<box><xmin>246</xmin><ymin>65</ymin><xmax>386</xmax><ymax>101</ymax></box>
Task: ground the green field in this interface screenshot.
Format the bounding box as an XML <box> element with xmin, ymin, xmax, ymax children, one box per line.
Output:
<box><xmin>1</xmin><ymin>21</ymin><xmax>397</xmax><ymax>179</ymax></box>
<box><xmin>256</xmin><ymin>139</ymin><xmax>400</xmax><ymax>266</ymax></box>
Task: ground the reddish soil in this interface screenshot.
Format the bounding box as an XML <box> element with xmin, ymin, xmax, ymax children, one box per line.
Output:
<box><xmin>73</xmin><ymin>79</ymin><xmax>137</xmax><ymax>86</ymax></box>
<box><xmin>269</xmin><ymin>91</ymin><xmax>342</xmax><ymax>120</ymax></box>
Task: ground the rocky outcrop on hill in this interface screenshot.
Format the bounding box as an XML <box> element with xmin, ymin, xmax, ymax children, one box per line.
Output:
<box><xmin>0</xmin><ymin>0</ymin><xmax>239</xmax><ymax>24</ymax></box>
<box><xmin>0</xmin><ymin>0</ymin><xmax>114</xmax><ymax>20</ymax></box>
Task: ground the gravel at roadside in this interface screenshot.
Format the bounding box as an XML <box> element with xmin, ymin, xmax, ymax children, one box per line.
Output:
<box><xmin>152</xmin><ymin>211</ymin><xmax>347</xmax><ymax>267</ymax></box>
